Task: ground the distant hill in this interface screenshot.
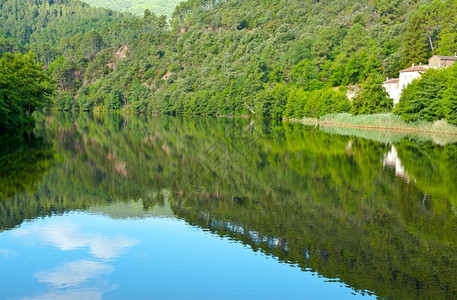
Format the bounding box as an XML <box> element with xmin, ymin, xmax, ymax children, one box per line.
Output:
<box><xmin>0</xmin><ymin>0</ymin><xmax>134</xmax><ymax>46</ymax></box>
<box><xmin>82</xmin><ymin>0</ymin><xmax>183</xmax><ymax>16</ymax></box>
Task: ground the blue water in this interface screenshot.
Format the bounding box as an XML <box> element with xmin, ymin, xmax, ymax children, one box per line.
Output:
<box><xmin>0</xmin><ymin>211</ymin><xmax>372</xmax><ymax>299</ymax></box>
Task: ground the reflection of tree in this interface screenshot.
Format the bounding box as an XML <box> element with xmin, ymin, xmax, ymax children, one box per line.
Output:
<box><xmin>394</xmin><ymin>140</ymin><xmax>457</xmax><ymax>247</ymax></box>
<box><xmin>3</xmin><ymin>112</ymin><xmax>457</xmax><ymax>299</ymax></box>
<box><xmin>0</xmin><ymin>132</ymin><xmax>54</xmax><ymax>200</ymax></box>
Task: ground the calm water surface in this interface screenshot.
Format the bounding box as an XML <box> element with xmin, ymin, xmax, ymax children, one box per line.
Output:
<box><xmin>1</xmin><ymin>112</ymin><xmax>457</xmax><ymax>299</ymax></box>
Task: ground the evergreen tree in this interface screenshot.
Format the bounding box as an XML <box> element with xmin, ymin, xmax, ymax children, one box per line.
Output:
<box><xmin>403</xmin><ymin>13</ymin><xmax>430</xmax><ymax>66</ymax></box>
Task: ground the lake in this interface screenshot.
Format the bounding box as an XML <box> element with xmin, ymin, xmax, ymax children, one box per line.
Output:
<box><xmin>1</xmin><ymin>112</ymin><xmax>457</xmax><ymax>299</ymax></box>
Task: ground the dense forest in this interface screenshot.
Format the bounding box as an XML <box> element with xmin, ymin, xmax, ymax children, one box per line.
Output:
<box><xmin>1</xmin><ymin>0</ymin><xmax>457</xmax><ymax>124</ymax></box>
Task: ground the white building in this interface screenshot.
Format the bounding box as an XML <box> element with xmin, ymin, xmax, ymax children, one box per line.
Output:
<box><xmin>383</xmin><ymin>64</ymin><xmax>428</xmax><ymax>106</ymax></box>
<box><xmin>382</xmin><ymin>55</ymin><xmax>457</xmax><ymax>105</ymax></box>
<box><xmin>398</xmin><ymin>64</ymin><xmax>428</xmax><ymax>89</ymax></box>
<box><xmin>382</xmin><ymin>78</ymin><xmax>400</xmax><ymax>104</ymax></box>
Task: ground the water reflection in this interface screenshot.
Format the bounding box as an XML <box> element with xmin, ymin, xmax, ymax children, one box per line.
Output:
<box><xmin>0</xmin><ymin>132</ymin><xmax>53</xmax><ymax>199</ymax></box>
<box><xmin>14</xmin><ymin>222</ymin><xmax>137</xmax><ymax>259</ymax></box>
<box><xmin>1</xmin><ymin>112</ymin><xmax>457</xmax><ymax>299</ymax></box>
<box><xmin>383</xmin><ymin>145</ymin><xmax>409</xmax><ymax>181</ymax></box>
<box><xmin>21</xmin><ymin>288</ymin><xmax>109</xmax><ymax>300</ymax></box>
<box><xmin>0</xmin><ymin>248</ymin><xmax>12</xmax><ymax>258</ymax></box>
<box><xmin>8</xmin><ymin>217</ymin><xmax>136</xmax><ymax>300</ymax></box>
<box><xmin>35</xmin><ymin>260</ymin><xmax>114</xmax><ymax>288</ymax></box>
<box><xmin>4</xmin><ymin>212</ymin><xmax>370</xmax><ymax>300</ymax></box>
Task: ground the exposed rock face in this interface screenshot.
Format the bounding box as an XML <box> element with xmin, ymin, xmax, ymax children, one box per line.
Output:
<box><xmin>114</xmin><ymin>45</ymin><xmax>129</xmax><ymax>60</ymax></box>
<box><xmin>107</xmin><ymin>45</ymin><xmax>130</xmax><ymax>69</ymax></box>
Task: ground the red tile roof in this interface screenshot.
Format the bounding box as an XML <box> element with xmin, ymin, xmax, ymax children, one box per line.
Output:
<box><xmin>383</xmin><ymin>78</ymin><xmax>399</xmax><ymax>84</ymax></box>
<box><xmin>399</xmin><ymin>66</ymin><xmax>428</xmax><ymax>73</ymax></box>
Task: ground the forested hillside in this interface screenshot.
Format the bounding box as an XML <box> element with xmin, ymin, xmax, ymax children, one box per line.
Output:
<box><xmin>1</xmin><ymin>0</ymin><xmax>457</xmax><ymax>121</ymax></box>
<box><xmin>82</xmin><ymin>0</ymin><xmax>182</xmax><ymax>17</ymax></box>
<box><xmin>0</xmin><ymin>0</ymin><xmax>144</xmax><ymax>61</ymax></box>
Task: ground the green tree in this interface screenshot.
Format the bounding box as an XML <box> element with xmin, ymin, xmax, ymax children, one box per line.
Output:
<box><xmin>437</xmin><ymin>28</ymin><xmax>457</xmax><ymax>56</ymax></box>
<box><xmin>394</xmin><ymin>68</ymin><xmax>447</xmax><ymax>122</ymax></box>
<box><xmin>441</xmin><ymin>65</ymin><xmax>457</xmax><ymax>124</ymax></box>
<box><xmin>48</xmin><ymin>56</ymin><xmax>76</xmax><ymax>90</ymax></box>
<box><xmin>351</xmin><ymin>75</ymin><xmax>392</xmax><ymax>115</ymax></box>
<box><xmin>0</xmin><ymin>51</ymin><xmax>55</xmax><ymax>130</ymax></box>
<box><xmin>403</xmin><ymin>13</ymin><xmax>430</xmax><ymax>66</ymax></box>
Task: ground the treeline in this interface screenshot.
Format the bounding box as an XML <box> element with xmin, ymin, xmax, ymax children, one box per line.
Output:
<box><xmin>1</xmin><ymin>0</ymin><xmax>457</xmax><ymax>121</ymax></box>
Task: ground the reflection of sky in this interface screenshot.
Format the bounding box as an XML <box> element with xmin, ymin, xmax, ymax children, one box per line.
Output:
<box><xmin>13</xmin><ymin>223</ymin><xmax>137</xmax><ymax>260</ymax></box>
<box><xmin>0</xmin><ymin>212</ymin><xmax>375</xmax><ymax>299</ymax></box>
<box><xmin>20</xmin><ymin>289</ymin><xmax>105</xmax><ymax>300</ymax></box>
<box><xmin>0</xmin><ymin>248</ymin><xmax>12</xmax><ymax>258</ymax></box>
<box><xmin>35</xmin><ymin>260</ymin><xmax>114</xmax><ymax>288</ymax></box>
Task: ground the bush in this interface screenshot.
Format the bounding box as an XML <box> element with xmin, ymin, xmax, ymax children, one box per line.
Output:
<box><xmin>56</xmin><ymin>92</ymin><xmax>76</xmax><ymax>111</ymax></box>
<box><xmin>303</xmin><ymin>88</ymin><xmax>351</xmax><ymax>118</ymax></box>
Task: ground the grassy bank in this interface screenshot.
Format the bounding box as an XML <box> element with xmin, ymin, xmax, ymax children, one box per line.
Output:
<box><xmin>313</xmin><ymin>113</ymin><xmax>457</xmax><ymax>134</ymax></box>
<box><xmin>298</xmin><ymin>113</ymin><xmax>457</xmax><ymax>145</ymax></box>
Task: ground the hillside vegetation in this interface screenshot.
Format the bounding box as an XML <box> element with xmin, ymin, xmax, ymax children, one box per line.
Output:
<box><xmin>1</xmin><ymin>0</ymin><xmax>457</xmax><ymax>123</ymax></box>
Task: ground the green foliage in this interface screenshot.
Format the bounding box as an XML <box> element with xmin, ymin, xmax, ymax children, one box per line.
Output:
<box><xmin>394</xmin><ymin>67</ymin><xmax>449</xmax><ymax>122</ymax></box>
<box><xmin>48</xmin><ymin>56</ymin><xmax>77</xmax><ymax>91</ymax></box>
<box><xmin>437</xmin><ymin>28</ymin><xmax>457</xmax><ymax>56</ymax></box>
<box><xmin>0</xmin><ymin>0</ymin><xmax>134</xmax><ymax>47</ymax></box>
<box><xmin>105</xmin><ymin>88</ymin><xmax>123</xmax><ymax>110</ymax></box>
<box><xmin>442</xmin><ymin>67</ymin><xmax>457</xmax><ymax>125</ymax></box>
<box><xmin>2</xmin><ymin>0</ymin><xmax>457</xmax><ymax>121</ymax></box>
<box><xmin>56</xmin><ymin>92</ymin><xmax>77</xmax><ymax>111</ymax></box>
<box><xmin>255</xmin><ymin>83</ymin><xmax>289</xmax><ymax>119</ymax></box>
<box><xmin>402</xmin><ymin>12</ymin><xmax>430</xmax><ymax>66</ymax></box>
<box><xmin>351</xmin><ymin>75</ymin><xmax>392</xmax><ymax>115</ymax></box>
<box><xmin>0</xmin><ymin>51</ymin><xmax>55</xmax><ymax>131</ymax></box>
<box><xmin>303</xmin><ymin>88</ymin><xmax>351</xmax><ymax>118</ymax></box>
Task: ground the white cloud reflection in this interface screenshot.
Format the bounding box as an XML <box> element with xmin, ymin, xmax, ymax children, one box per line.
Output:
<box><xmin>20</xmin><ymin>288</ymin><xmax>110</xmax><ymax>300</ymax></box>
<box><xmin>35</xmin><ymin>260</ymin><xmax>114</xmax><ymax>288</ymax></box>
<box><xmin>0</xmin><ymin>248</ymin><xmax>11</xmax><ymax>258</ymax></box>
<box><xmin>12</xmin><ymin>220</ymin><xmax>132</xmax><ymax>300</ymax></box>
<box><xmin>14</xmin><ymin>222</ymin><xmax>137</xmax><ymax>260</ymax></box>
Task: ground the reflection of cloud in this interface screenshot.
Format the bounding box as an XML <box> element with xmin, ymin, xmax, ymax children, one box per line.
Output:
<box><xmin>14</xmin><ymin>222</ymin><xmax>137</xmax><ymax>260</ymax></box>
<box><xmin>88</xmin><ymin>236</ymin><xmax>136</xmax><ymax>260</ymax></box>
<box><xmin>0</xmin><ymin>248</ymin><xmax>10</xmax><ymax>258</ymax></box>
<box><xmin>21</xmin><ymin>289</ymin><xmax>106</xmax><ymax>300</ymax></box>
<box><xmin>35</xmin><ymin>260</ymin><xmax>113</xmax><ymax>288</ymax></box>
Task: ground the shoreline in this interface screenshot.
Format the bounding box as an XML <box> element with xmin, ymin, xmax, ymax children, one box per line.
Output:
<box><xmin>296</xmin><ymin>113</ymin><xmax>457</xmax><ymax>136</ymax></box>
<box><xmin>301</xmin><ymin>119</ymin><xmax>457</xmax><ymax>136</ymax></box>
